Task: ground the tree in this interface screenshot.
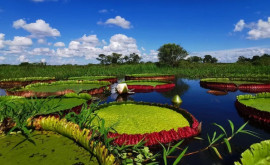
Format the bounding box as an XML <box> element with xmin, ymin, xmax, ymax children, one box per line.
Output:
<box><xmin>158</xmin><ymin>43</ymin><xmax>188</xmax><ymax>67</ymax></box>
<box><xmin>203</xmin><ymin>55</ymin><xmax>218</xmax><ymax>63</ymax></box>
<box><xmin>237</xmin><ymin>56</ymin><xmax>250</xmax><ymax>63</ymax></box>
<box><xmin>111</xmin><ymin>53</ymin><xmax>122</xmax><ymax>64</ymax></box>
<box><xmin>96</xmin><ymin>54</ymin><xmax>107</xmax><ymax>64</ymax></box>
<box><xmin>187</xmin><ymin>56</ymin><xmax>203</xmax><ymax>63</ymax></box>
<box><xmin>129</xmin><ymin>53</ymin><xmax>141</xmax><ymax>64</ymax></box>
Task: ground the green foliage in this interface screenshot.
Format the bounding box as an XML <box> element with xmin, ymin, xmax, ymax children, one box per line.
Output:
<box><xmin>203</xmin><ymin>55</ymin><xmax>218</xmax><ymax>63</ymax></box>
<box><xmin>64</xmin><ymin>92</ymin><xmax>92</xmax><ymax>100</ymax></box>
<box><xmin>159</xmin><ymin>140</ymin><xmax>188</xmax><ymax>165</ymax></box>
<box><xmin>234</xmin><ymin>140</ymin><xmax>270</xmax><ymax>165</ymax></box>
<box><xmin>200</xmin><ymin>77</ymin><xmax>269</xmax><ymax>84</ymax></box>
<box><xmin>0</xmin><ymin>63</ymin><xmax>269</xmax><ymax>79</ymax></box>
<box><xmin>187</xmin><ymin>56</ymin><xmax>203</xmax><ymax>63</ymax></box>
<box><xmin>158</xmin><ymin>43</ymin><xmax>188</xmax><ymax>67</ymax></box>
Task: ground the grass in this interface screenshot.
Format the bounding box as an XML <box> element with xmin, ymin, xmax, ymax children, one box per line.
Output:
<box><xmin>0</xmin><ymin>131</ymin><xmax>98</xmax><ymax>165</ymax></box>
<box><xmin>239</xmin><ymin>98</ymin><xmax>270</xmax><ymax>112</ymax></box>
<box><xmin>94</xmin><ymin>103</ymin><xmax>190</xmax><ymax>134</ymax></box>
<box><xmin>124</xmin><ymin>80</ymin><xmax>168</xmax><ymax>87</ymax></box>
<box><xmin>0</xmin><ymin>63</ymin><xmax>269</xmax><ymax>79</ymax></box>
<box><xmin>126</xmin><ymin>73</ymin><xmax>173</xmax><ymax>77</ymax></box>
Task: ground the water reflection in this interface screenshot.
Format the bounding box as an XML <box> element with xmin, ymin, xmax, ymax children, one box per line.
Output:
<box><xmin>0</xmin><ymin>88</ymin><xmax>6</xmax><ymax>96</ymax></box>
<box><xmin>160</xmin><ymin>78</ymin><xmax>189</xmax><ymax>98</ymax></box>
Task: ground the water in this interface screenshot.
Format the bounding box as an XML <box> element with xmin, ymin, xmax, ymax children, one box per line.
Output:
<box><xmin>105</xmin><ymin>78</ymin><xmax>270</xmax><ymax>165</ymax></box>
<box><xmin>1</xmin><ymin>78</ymin><xmax>269</xmax><ymax>164</ymax></box>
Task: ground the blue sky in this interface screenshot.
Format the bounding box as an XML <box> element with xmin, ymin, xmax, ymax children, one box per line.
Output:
<box><xmin>0</xmin><ymin>0</ymin><xmax>270</xmax><ymax>64</ymax></box>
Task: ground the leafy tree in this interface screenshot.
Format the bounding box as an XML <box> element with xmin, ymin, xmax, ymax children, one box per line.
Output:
<box><xmin>129</xmin><ymin>53</ymin><xmax>141</xmax><ymax>64</ymax></box>
<box><xmin>158</xmin><ymin>43</ymin><xmax>188</xmax><ymax>67</ymax></box>
<box><xmin>203</xmin><ymin>55</ymin><xmax>218</xmax><ymax>63</ymax></box>
<box><xmin>111</xmin><ymin>53</ymin><xmax>122</xmax><ymax>64</ymax></box>
<box><xmin>96</xmin><ymin>54</ymin><xmax>107</xmax><ymax>64</ymax></box>
<box><xmin>237</xmin><ymin>56</ymin><xmax>250</xmax><ymax>63</ymax></box>
<box><xmin>187</xmin><ymin>56</ymin><xmax>203</xmax><ymax>63</ymax></box>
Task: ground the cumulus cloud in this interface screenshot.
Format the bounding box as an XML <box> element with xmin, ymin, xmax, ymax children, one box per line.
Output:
<box><xmin>98</xmin><ymin>16</ymin><xmax>131</xmax><ymax>29</ymax></box>
<box><xmin>77</xmin><ymin>34</ymin><xmax>99</xmax><ymax>46</ymax></box>
<box><xmin>29</xmin><ymin>47</ymin><xmax>55</xmax><ymax>55</ymax></box>
<box><xmin>234</xmin><ymin>17</ymin><xmax>270</xmax><ymax>40</ymax></box>
<box><xmin>5</xmin><ymin>36</ymin><xmax>33</xmax><ymax>47</ymax></box>
<box><xmin>234</xmin><ymin>19</ymin><xmax>245</xmax><ymax>32</ymax></box>
<box><xmin>142</xmin><ymin>50</ymin><xmax>158</xmax><ymax>62</ymax></box>
<box><xmin>54</xmin><ymin>42</ymin><xmax>65</xmax><ymax>47</ymax></box>
<box><xmin>13</xmin><ymin>19</ymin><xmax>60</xmax><ymax>38</ymax></box>
<box><xmin>190</xmin><ymin>47</ymin><xmax>270</xmax><ymax>63</ymax></box>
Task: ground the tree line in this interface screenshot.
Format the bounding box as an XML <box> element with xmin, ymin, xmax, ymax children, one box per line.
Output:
<box><xmin>96</xmin><ymin>53</ymin><xmax>142</xmax><ymax>64</ymax></box>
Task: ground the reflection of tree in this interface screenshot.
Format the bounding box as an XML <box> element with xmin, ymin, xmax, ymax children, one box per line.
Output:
<box><xmin>161</xmin><ymin>79</ymin><xmax>189</xmax><ymax>98</ymax></box>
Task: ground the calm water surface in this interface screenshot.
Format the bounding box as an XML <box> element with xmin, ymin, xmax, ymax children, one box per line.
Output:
<box><xmin>105</xmin><ymin>78</ymin><xmax>270</xmax><ymax>165</ymax></box>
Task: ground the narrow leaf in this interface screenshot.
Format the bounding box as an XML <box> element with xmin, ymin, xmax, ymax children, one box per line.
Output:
<box><xmin>172</xmin><ymin>147</ymin><xmax>188</xmax><ymax>165</ymax></box>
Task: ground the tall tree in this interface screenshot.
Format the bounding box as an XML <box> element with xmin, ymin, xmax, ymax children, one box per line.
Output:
<box><xmin>96</xmin><ymin>54</ymin><xmax>106</xmax><ymax>64</ymax></box>
<box><xmin>187</xmin><ymin>56</ymin><xmax>203</xmax><ymax>63</ymax></box>
<box><xmin>158</xmin><ymin>43</ymin><xmax>188</xmax><ymax>67</ymax></box>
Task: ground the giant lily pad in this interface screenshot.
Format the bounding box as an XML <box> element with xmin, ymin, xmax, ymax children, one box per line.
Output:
<box><xmin>0</xmin><ymin>131</ymin><xmax>98</xmax><ymax>165</ymax></box>
<box><xmin>6</xmin><ymin>80</ymin><xmax>110</xmax><ymax>97</ymax></box>
<box><xmin>0</xmin><ymin>77</ymin><xmax>55</xmax><ymax>89</ymax></box>
<box><xmin>200</xmin><ymin>78</ymin><xmax>270</xmax><ymax>93</ymax></box>
<box><xmin>123</xmin><ymin>80</ymin><xmax>175</xmax><ymax>92</ymax></box>
<box><xmin>235</xmin><ymin>92</ymin><xmax>270</xmax><ymax>124</ymax></box>
<box><xmin>68</xmin><ymin>76</ymin><xmax>117</xmax><ymax>83</ymax></box>
<box><xmin>93</xmin><ymin>101</ymin><xmax>200</xmax><ymax>146</ymax></box>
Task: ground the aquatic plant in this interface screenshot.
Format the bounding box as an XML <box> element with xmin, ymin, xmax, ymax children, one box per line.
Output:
<box><xmin>0</xmin><ymin>77</ymin><xmax>55</xmax><ymax>82</ymax></box>
<box><xmin>93</xmin><ymin>101</ymin><xmax>200</xmax><ymax>146</ymax></box>
<box><xmin>234</xmin><ymin>140</ymin><xmax>270</xmax><ymax>165</ymax></box>
<box><xmin>236</xmin><ymin>92</ymin><xmax>270</xmax><ymax>124</ymax></box>
<box><xmin>34</xmin><ymin>116</ymin><xmax>118</xmax><ymax>165</ymax></box>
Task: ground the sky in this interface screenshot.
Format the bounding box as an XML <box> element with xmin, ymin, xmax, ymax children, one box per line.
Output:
<box><xmin>0</xmin><ymin>0</ymin><xmax>270</xmax><ymax>64</ymax></box>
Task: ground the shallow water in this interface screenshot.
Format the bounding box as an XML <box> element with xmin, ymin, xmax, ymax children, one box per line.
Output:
<box><xmin>105</xmin><ymin>78</ymin><xmax>270</xmax><ymax>165</ymax></box>
<box><xmin>1</xmin><ymin>78</ymin><xmax>270</xmax><ymax>165</ymax></box>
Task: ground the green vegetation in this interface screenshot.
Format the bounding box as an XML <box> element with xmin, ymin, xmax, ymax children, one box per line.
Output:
<box><xmin>97</xmin><ymin>53</ymin><xmax>141</xmax><ymax>64</ymax></box>
<box><xmin>0</xmin><ymin>77</ymin><xmax>55</xmax><ymax>81</ymax></box>
<box><xmin>68</xmin><ymin>75</ymin><xmax>115</xmax><ymax>80</ymax></box>
<box><xmin>237</xmin><ymin>93</ymin><xmax>270</xmax><ymax>112</ymax></box>
<box><xmin>94</xmin><ymin>102</ymin><xmax>190</xmax><ymax>134</ymax></box>
<box><xmin>124</xmin><ymin>80</ymin><xmax>168</xmax><ymax>87</ymax></box>
<box><xmin>200</xmin><ymin>78</ymin><xmax>267</xmax><ymax>85</ymax></box>
<box><xmin>14</xmin><ymin>80</ymin><xmax>110</xmax><ymax>93</ymax></box>
<box><xmin>0</xmin><ymin>131</ymin><xmax>98</xmax><ymax>165</ymax></box>
<box><xmin>235</xmin><ymin>140</ymin><xmax>270</xmax><ymax>165</ymax></box>
<box><xmin>126</xmin><ymin>73</ymin><xmax>172</xmax><ymax>77</ymax></box>
<box><xmin>237</xmin><ymin>54</ymin><xmax>270</xmax><ymax>66</ymax></box>
<box><xmin>0</xmin><ymin>63</ymin><xmax>268</xmax><ymax>79</ymax></box>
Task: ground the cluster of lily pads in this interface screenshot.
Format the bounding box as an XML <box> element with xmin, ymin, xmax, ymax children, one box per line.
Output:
<box><xmin>0</xmin><ymin>75</ymin><xmax>269</xmax><ymax>164</ymax></box>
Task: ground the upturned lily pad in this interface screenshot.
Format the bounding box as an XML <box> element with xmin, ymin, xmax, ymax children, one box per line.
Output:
<box><xmin>235</xmin><ymin>92</ymin><xmax>270</xmax><ymax>124</ymax></box>
<box><xmin>234</xmin><ymin>140</ymin><xmax>270</xmax><ymax>165</ymax></box>
<box><xmin>123</xmin><ymin>80</ymin><xmax>175</xmax><ymax>92</ymax></box>
<box><xmin>6</xmin><ymin>80</ymin><xmax>110</xmax><ymax>97</ymax></box>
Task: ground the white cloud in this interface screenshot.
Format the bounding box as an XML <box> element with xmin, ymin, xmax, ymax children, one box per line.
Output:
<box><xmin>190</xmin><ymin>47</ymin><xmax>270</xmax><ymax>63</ymax></box>
<box><xmin>247</xmin><ymin>17</ymin><xmax>270</xmax><ymax>40</ymax></box>
<box><xmin>0</xmin><ymin>33</ymin><xmax>5</xmax><ymax>49</ymax></box>
<box><xmin>37</xmin><ymin>38</ymin><xmax>46</xmax><ymax>44</ymax></box>
<box><xmin>54</xmin><ymin>42</ymin><xmax>65</xmax><ymax>47</ymax></box>
<box><xmin>13</xmin><ymin>19</ymin><xmax>60</xmax><ymax>38</ymax></box>
<box><xmin>99</xmin><ymin>16</ymin><xmax>131</xmax><ymax>29</ymax></box>
<box><xmin>17</xmin><ymin>55</ymin><xmax>29</xmax><ymax>62</ymax></box>
<box><xmin>234</xmin><ymin>17</ymin><xmax>270</xmax><ymax>40</ymax></box>
<box><xmin>77</xmin><ymin>34</ymin><xmax>99</xmax><ymax>46</ymax></box>
<box><xmin>68</xmin><ymin>41</ymin><xmax>80</xmax><ymax>50</ymax></box>
<box><xmin>142</xmin><ymin>50</ymin><xmax>158</xmax><ymax>62</ymax></box>
<box><xmin>103</xmin><ymin>34</ymin><xmax>139</xmax><ymax>56</ymax></box>
<box><xmin>29</xmin><ymin>47</ymin><xmax>55</xmax><ymax>55</ymax></box>
<box><xmin>234</xmin><ymin>19</ymin><xmax>245</xmax><ymax>32</ymax></box>
<box><xmin>41</xmin><ymin>58</ymin><xmax>46</xmax><ymax>63</ymax></box>
<box><xmin>5</xmin><ymin>36</ymin><xmax>33</xmax><ymax>47</ymax></box>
